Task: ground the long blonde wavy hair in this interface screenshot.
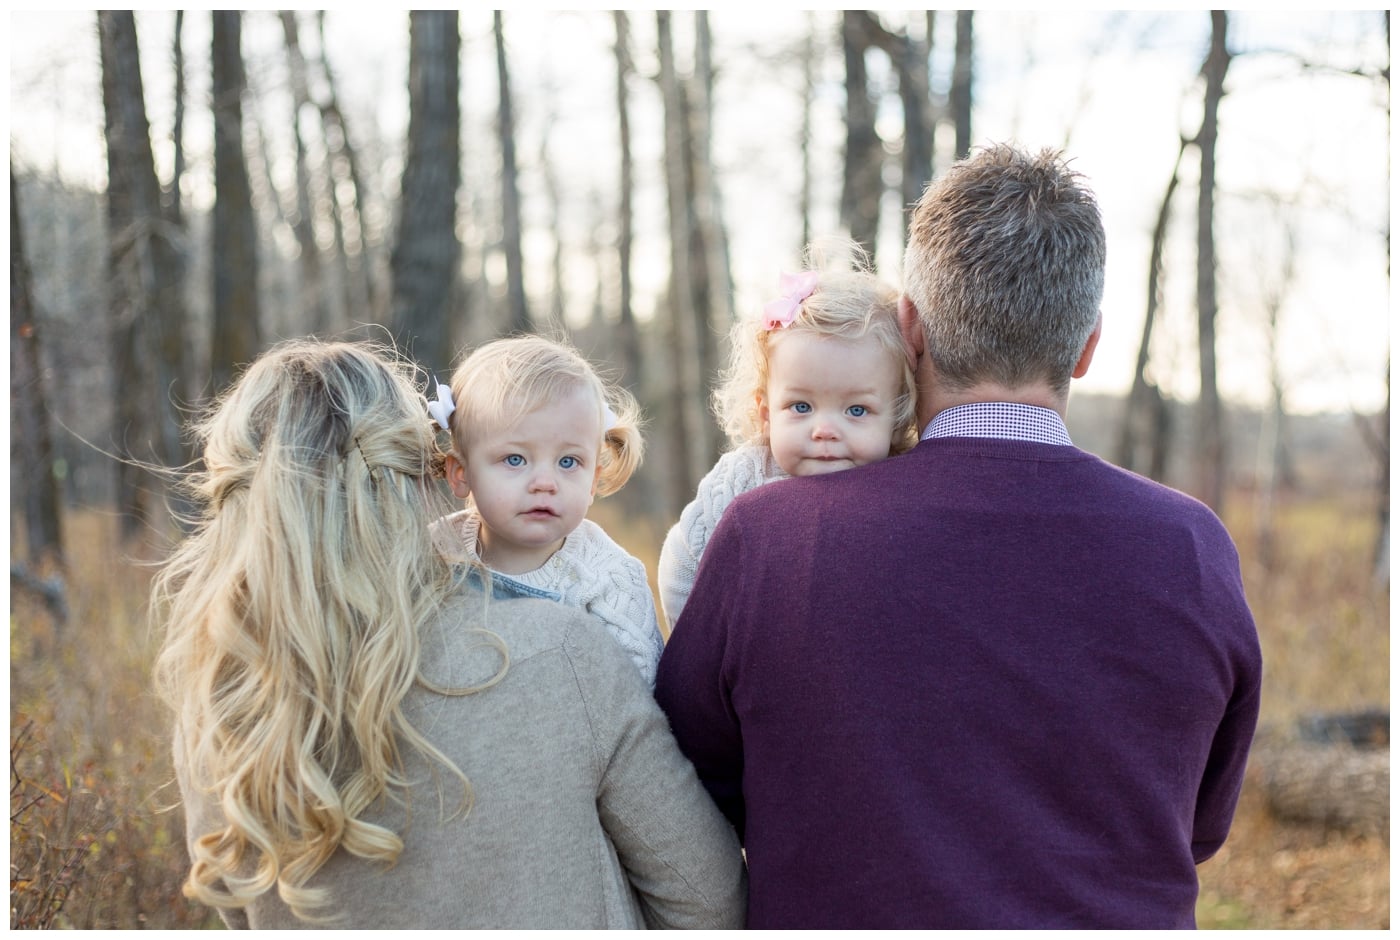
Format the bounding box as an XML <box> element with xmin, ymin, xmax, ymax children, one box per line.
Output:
<box><xmin>153</xmin><ymin>339</ymin><xmax>502</xmax><ymax>921</ymax></box>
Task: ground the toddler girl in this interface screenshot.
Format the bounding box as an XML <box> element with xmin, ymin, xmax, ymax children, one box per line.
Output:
<box><xmin>430</xmin><ymin>335</ymin><xmax>665</xmax><ymax>687</ymax></box>
<box><xmin>658</xmin><ymin>249</ymin><xmax>918</xmax><ymax>628</ymax></box>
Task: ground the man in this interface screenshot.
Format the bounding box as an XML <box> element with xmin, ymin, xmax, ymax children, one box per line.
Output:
<box><xmin>654</xmin><ymin>144</ymin><xmax>1261</xmax><ymax>928</ymax></box>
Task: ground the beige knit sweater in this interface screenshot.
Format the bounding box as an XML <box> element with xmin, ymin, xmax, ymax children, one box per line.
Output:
<box><xmin>174</xmin><ymin>585</ymin><xmax>746</xmax><ymax>929</ymax></box>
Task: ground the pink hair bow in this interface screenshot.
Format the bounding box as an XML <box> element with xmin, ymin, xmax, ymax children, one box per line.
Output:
<box><xmin>762</xmin><ymin>270</ymin><xmax>819</xmax><ymax>330</ymax></box>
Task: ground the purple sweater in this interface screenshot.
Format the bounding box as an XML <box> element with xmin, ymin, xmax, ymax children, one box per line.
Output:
<box><xmin>654</xmin><ymin>436</ymin><xmax>1261</xmax><ymax>929</ymax></box>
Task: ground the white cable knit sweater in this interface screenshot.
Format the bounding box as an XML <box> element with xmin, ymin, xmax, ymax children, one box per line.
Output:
<box><xmin>657</xmin><ymin>445</ymin><xmax>789</xmax><ymax>630</ymax></box>
<box><xmin>435</xmin><ymin>509</ymin><xmax>664</xmax><ymax>688</ymax></box>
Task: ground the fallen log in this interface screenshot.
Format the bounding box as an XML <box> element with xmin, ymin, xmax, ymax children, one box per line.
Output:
<box><xmin>1252</xmin><ymin>710</ymin><xmax>1389</xmax><ymax>837</ymax></box>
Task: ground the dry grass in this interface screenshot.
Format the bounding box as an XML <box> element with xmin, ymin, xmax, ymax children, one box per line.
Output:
<box><xmin>9</xmin><ymin>511</ymin><xmax>217</xmax><ymax>929</ymax></box>
<box><xmin>1194</xmin><ymin>490</ymin><xmax>1390</xmax><ymax>928</ymax></box>
<box><xmin>9</xmin><ymin>491</ymin><xmax>1388</xmax><ymax>928</ymax></box>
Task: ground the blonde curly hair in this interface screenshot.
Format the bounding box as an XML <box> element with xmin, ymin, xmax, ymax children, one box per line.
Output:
<box><xmin>154</xmin><ymin>339</ymin><xmax>505</xmax><ymax>922</ymax></box>
<box><xmin>714</xmin><ymin>241</ymin><xmax>917</xmax><ymax>455</ymax></box>
<box><xmin>442</xmin><ymin>334</ymin><xmax>643</xmax><ymax>498</ymax></box>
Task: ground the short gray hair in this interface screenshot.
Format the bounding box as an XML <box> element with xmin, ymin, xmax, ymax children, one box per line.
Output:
<box><xmin>902</xmin><ymin>143</ymin><xmax>1106</xmax><ymax>394</ymax></box>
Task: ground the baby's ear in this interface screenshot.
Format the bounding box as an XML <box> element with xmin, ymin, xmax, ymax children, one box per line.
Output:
<box><xmin>443</xmin><ymin>453</ymin><xmax>471</xmax><ymax>499</ymax></box>
<box><xmin>756</xmin><ymin>391</ymin><xmax>771</xmax><ymax>433</ymax></box>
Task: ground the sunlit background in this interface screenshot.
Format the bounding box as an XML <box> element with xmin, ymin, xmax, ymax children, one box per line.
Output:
<box><xmin>9</xmin><ymin>9</ymin><xmax>1390</xmax><ymax>416</ymax></box>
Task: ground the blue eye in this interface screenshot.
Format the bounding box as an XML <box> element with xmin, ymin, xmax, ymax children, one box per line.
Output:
<box><xmin>504</xmin><ymin>454</ymin><xmax>525</xmax><ymax>467</ymax></box>
<box><xmin>847</xmin><ymin>405</ymin><xmax>868</xmax><ymax>418</ymax></box>
<box><xmin>559</xmin><ymin>455</ymin><xmax>579</xmax><ymax>470</ymax></box>
<box><xmin>791</xmin><ymin>402</ymin><xmax>812</xmax><ymax>414</ymax></box>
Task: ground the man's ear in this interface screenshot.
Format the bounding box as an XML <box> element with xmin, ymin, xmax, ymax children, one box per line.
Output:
<box><xmin>443</xmin><ymin>453</ymin><xmax>471</xmax><ymax>500</ymax></box>
<box><xmin>897</xmin><ymin>295</ymin><xmax>925</xmax><ymax>373</ymax></box>
<box><xmin>1072</xmin><ymin>313</ymin><xmax>1103</xmax><ymax>379</ymax></box>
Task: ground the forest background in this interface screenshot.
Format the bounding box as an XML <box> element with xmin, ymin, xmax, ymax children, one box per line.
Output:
<box><xmin>8</xmin><ymin>9</ymin><xmax>1391</xmax><ymax>928</ymax></box>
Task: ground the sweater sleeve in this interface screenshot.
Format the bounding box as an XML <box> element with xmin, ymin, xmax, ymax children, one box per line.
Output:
<box><xmin>573</xmin><ymin>522</ymin><xmax>665</xmax><ymax>689</ymax></box>
<box><xmin>1191</xmin><ymin>574</ymin><xmax>1263</xmax><ymax>863</ymax></box>
<box><xmin>658</xmin><ymin>447</ymin><xmax>780</xmax><ymax>630</ymax></box>
<box><xmin>568</xmin><ymin>622</ymin><xmax>747</xmax><ymax>929</ymax></box>
<box><xmin>1191</xmin><ymin>672</ymin><xmax>1262</xmax><ymax>862</ymax></box>
<box><xmin>654</xmin><ymin>506</ymin><xmax>750</xmax><ymax>839</ymax></box>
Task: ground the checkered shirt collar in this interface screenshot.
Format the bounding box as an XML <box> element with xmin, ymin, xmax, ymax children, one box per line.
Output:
<box><xmin>920</xmin><ymin>402</ymin><xmax>1073</xmax><ymax>446</ymax></box>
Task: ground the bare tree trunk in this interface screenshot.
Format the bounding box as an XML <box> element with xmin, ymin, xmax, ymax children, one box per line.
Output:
<box><xmin>1254</xmin><ymin>218</ymin><xmax>1298</xmax><ymax>573</ymax></box>
<box><xmin>857</xmin><ymin>12</ymin><xmax>936</xmax><ymax>245</ymax></box>
<box><xmin>1375</xmin><ymin>11</ymin><xmax>1390</xmax><ymax>584</ymax></box>
<box><xmin>99</xmin><ymin>10</ymin><xmax>147</xmax><ymax>537</ymax></box>
<box><xmin>688</xmin><ymin>13</ymin><xmax>726</xmax><ymax>475</ymax></box>
<box><xmin>210</xmin><ymin>10</ymin><xmax>261</xmax><ymax>394</ymax></box>
<box><xmin>314</xmin><ymin>12</ymin><xmax>380</xmax><ymax>322</ymax></box>
<box><xmin>605</xmin><ymin>13</ymin><xmax>654</xmax><ymax>519</ymax></box>
<box><xmin>951</xmin><ymin>11</ymin><xmax>975</xmax><ymax>159</ymax></box>
<box><xmin>841</xmin><ymin>11</ymin><xmax>882</xmax><ymax>255</ymax></box>
<box><xmin>799</xmin><ymin>14</ymin><xmax>817</xmax><ymax>252</ymax></box>
<box><xmin>657</xmin><ymin>10</ymin><xmax>708</xmax><ymax>514</ymax></box>
<box><xmin>495</xmin><ymin>12</ymin><xmax>530</xmax><ymax>335</ymax></box>
<box><xmin>167</xmin><ymin>11</ymin><xmax>186</xmax><ymax>227</ymax></box>
<box><xmin>1117</xmin><ymin>138</ymin><xmax>1187</xmax><ymax>477</ymax></box>
<box><xmin>1373</xmin><ymin>359</ymin><xmax>1390</xmax><ymax>583</ymax></box>
<box><xmin>900</xmin><ymin>17</ymin><xmax>935</xmax><ymax>241</ymax></box>
<box><xmin>539</xmin><ymin>127</ymin><xmax>566</xmax><ymax>336</ymax></box>
<box><xmin>1194</xmin><ymin>10</ymin><xmax>1231</xmax><ymax>513</ymax></box>
<box><xmin>391</xmin><ymin>10</ymin><xmax>461</xmax><ymax>361</ymax></box>
<box><xmin>279</xmin><ymin>11</ymin><xmax>329</xmax><ymax>335</ymax></box>
<box><xmin>98</xmin><ymin>10</ymin><xmax>189</xmax><ymax>539</ymax></box>
<box><xmin>10</xmin><ymin>171</ymin><xmax>65</xmax><ymax>571</ymax></box>
<box><xmin>693</xmin><ymin>11</ymin><xmax>733</xmax><ymax>336</ymax></box>
<box><xmin>612</xmin><ymin>11</ymin><xmax>642</xmax><ymax>392</ymax></box>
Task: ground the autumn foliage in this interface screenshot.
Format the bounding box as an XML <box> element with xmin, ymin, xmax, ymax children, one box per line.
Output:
<box><xmin>10</xmin><ymin>495</ymin><xmax>1387</xmax><ymax>928</ymax></box>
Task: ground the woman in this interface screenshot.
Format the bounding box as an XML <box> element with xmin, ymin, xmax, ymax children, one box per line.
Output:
<box><xmin>154</xmin><ymin>339</ymin><xmax>745</xmax><ymax>928</ymax></box>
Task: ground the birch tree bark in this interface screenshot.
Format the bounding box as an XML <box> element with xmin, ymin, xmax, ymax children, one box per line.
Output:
<box><xmin>391</xmin><ymin>10</ymin><xmax>461</xmax><ymax>360</ymax></box>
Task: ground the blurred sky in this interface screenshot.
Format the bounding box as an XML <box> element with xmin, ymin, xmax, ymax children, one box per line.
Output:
<box><xmin>7</xmin><ymin>9</ymin><xmax>1391</xmax><ymax>416</ymax></box>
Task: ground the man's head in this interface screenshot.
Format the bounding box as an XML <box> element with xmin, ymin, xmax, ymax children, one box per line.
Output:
<box><xmin>902</xmin><ymin>143</ymin><xmax>1106</xmax><ymax>398</ymax></box>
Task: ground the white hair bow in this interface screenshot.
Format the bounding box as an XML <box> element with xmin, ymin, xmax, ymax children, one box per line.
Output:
<box><xmin>427</xmin><ymin>379</ymin><xmax>456</xmax><ymax>430</ymax></box>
